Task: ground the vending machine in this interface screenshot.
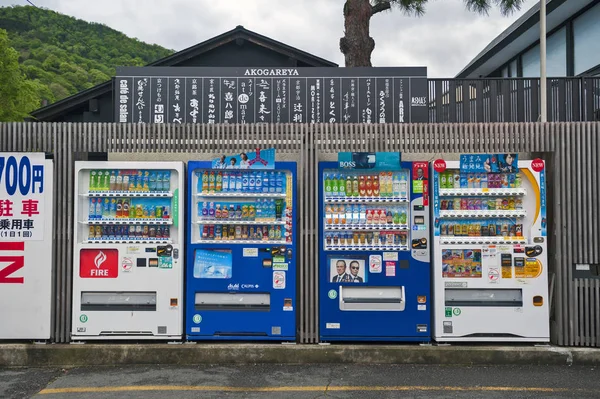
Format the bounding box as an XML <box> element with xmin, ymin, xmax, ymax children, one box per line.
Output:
<box><xmin>186</xmin><ymin>159</ymin><xmax>297</xmax><ymax>341</ymax></box>
<box><xmin>431</xmin><ymin>155</ymin><xmax>549</xmax><ymax>342</ymax></box>
<box><xmin>71</xmin><ymin>161</ymin><xmax>184</xmax><ymax>340</ymax></box>
<box><xmin>319</xmin><ymin>155</ymin><xmax>431</xmax><ymax>342</ymax></box>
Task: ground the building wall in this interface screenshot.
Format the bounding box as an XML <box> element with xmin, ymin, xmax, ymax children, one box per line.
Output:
<box><xmin>493</xmin><ymin>1</ymin><xmax>600</xmax><ymax>78</ymax></box>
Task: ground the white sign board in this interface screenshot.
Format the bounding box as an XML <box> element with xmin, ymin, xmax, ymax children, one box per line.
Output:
<box><xmin>0</xmin><ymin>154</ymin><xmax>53</xmax><ymax>339</ymax></box>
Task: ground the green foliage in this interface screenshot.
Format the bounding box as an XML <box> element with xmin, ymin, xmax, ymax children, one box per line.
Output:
<box><xmin>0</xmin><ymin>28</ymin><xmax>46</xmax><ymax>121</ymax></box>
<box><xmin>0</xmin><ymin>5</ymin><xmax>174</xmax><ymax>107</ymax></box>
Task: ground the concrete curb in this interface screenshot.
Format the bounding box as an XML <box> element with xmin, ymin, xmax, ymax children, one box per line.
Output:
<box><xmin>1</xmin><ymin>344</ymin><xmax>599</xmax><ymax>367</ymax></box>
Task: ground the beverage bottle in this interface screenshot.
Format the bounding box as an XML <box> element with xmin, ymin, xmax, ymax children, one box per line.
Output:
<box><xmin>242</xmin><ymin>204</ymin><xmax>249</xmax><ymax>221</ymax></box>
<box><xmin>129</xmin><ymin>171</ymin><xmax>137</xmax><ymax>191</ymax></box>
<box><xmin>339</xmin><ymin>205</ymin><xmax>346</xmax><ymax>224</ymax></box>
<box><xmin>216</xmin><ymin>172</ymin><xmax>223</xmax><ymax>192</ymax></box>
<box><xmin>346</xmin><ymin>205</ymin><xmax>353</xmax><ymax>224</ymax></box>
<box><xmin>352</xmin><ymin>176</ymin><xmax>359</xmax><ymax>197</ymax></box>
<box><xmin>359</xmin><ymin>175</ymin><xmax>366</xmax><ymax>196</ymax></box>
<box><xmin>149</xmin><ymin>171</ymin><xmax>157</xmax><ymax>191</ymax></box>
<box><xmin>248</xmin><ymin>171</ymin><xmax>256</xmax><ymax>192</ymax></box>
<box><xmin>399</xmin><ymin>210</ymin><xmax>407</xmax><ymax>225</ymax></box>
<box><xmin>89</xmin><ymin>170</ymin><xmax>97</xmax><ymax>191</ymax></box>
<box><xmin>89</xmin><ymin>198</ymin><xmax>96</xmax><ymax>220</ymax></box>
<box><xmin>256</xmin><ymin>199</ymin><xmax>263</xmax><ymax>222</ymax></box>
<box><xmin>115</xmin><ymin>199</ymin><xmax>122</xmax><ymax>218</ymax></box>
<box><xmin>103</xmin><ymin>198</ymin><xmax>110</xmax><ymax>219</ymax></box>
<box><xmin>235</xmin><ymin>172</ymin><xmax>243</xmax><ymax>192</ymax></box>
<box><xmin>338</xmin><ymin>174</ymin><xmax>346</xmax><ymax>197</ymax></box>
<box><xmin>359</xmin><ymin>204</ymin><xmax>367</xmax><ymax>224</ymax></box>
<box><xmin>378</xmin><ymin>172</ymin><xmax>386</xmax><ymax>196</ymax></box>
<box><xmin>202</xmin><ymin>171</ymin><xmax>209</xmax><ymax>192</ymax></box>
<box><xmin>242</xmin><ymin>172</ymin><xmax>249</xmax><ymax>192</ymax></box>
<box><xmin>208</xmin><ymin>202</ymin><xmax>216</xmax><ymax>220</ymax></box>
<box><xmin>399</xmin><ymin>174</ymin><xmax>408</xmax><ymax>198</ymax></box>
<box><xmin>392</xmin><ymin>175</ymin><xmax>400</xmax><ymax>197</ymax></box>
<box><xmin>110</xmin><ymin>198</ymin><xmax>117</xmax><ymax>218</ymax></box>
<box><xmin>100</xmin><ymin>170</ymin><xmax>108</xmax><ymax>191</ymax></box>
<box><xmin>163</xmin><ymin>171</ymin><xmax>171</xmax><ymax>192</ymax></box>
<box><xmin>229</xmin><ymin>204</ymin><xmax>235</xmax><ymax>220</ymax></box>
<box><xmin>109</xmin><ymin>170</ymin><xmax>117</xmax><ymax>191</ymax></box>
<box><xmin>324</xmin><ymin>174</ymin><xmax>332</xmax><ymax>197</ymax></box>
<box><xmin>249</xmin><ymin>203</ymin><xmax>256</xmax><ymax>220</ymax></box>
<box><xmin>331</xmin><ymin>174</ymin><xmax>339</xmax><ymax>196</ymax></box>
<box><xmin>332</xmin><ymin>205</ymin><xmax>339</xmax><ymax>224</ymax></box>
<box><xmin>255</xmin><ymin>171</ymin><xmax>263</xmax><ymax>193</ymax></box>
<box><xmin>373</xmin><ymin>175</ymin><xmax>380</xmax><ymax>197</ymax></box>
<box><xmin>122</xmin><ymin>199</ymin><xmax>130</xmax><ymax>218</ymax></box>
<box><xmin>387</xmin><ymin>210</ymin><xmax>394</xmax><ymax>224</ymax></box>
<box><xmin>222</xmin><ymin>171</ymin><xmax>230</xmax><ymax>192</ymax></box>
<box><xmin>215</xmin><ymin>204</ymin><xmax>222</xmax><ymax>219</ymax></box>
<box><xmin>209</xmin><ymin>171</ymin><xmax>216</xmax><ymax>192</ymax></box>
<box><xmin>222</xmin><ymin>203</ymin><xmax>229</xmax><ymax>219</ymax></box>
<box><xmin>263</xmin><ymin>172</ymin><xmax>270</xmax><ymax>193</ymax></box>
<box><xmin>123</xmin><ymin>171</ymin><xmax>130</xmax><ymax>192</ymax></box>
<box><xmin>345</xmin><ymin>176</ymin><xmax>353</xmax><ymax>197</ymax></box>
<box><xmin>156</xmin><ymin>171</ymin><xmax>163</xmax><ymax>192</ymax></box>
<box><xmin>366</xmin><ymin>176</ymin><xmax>373</xmax><ymax>196</ymax></box>
<box><xmin>515</xmin><ymin>173</ymin><xmax>522</xmax><ymax>188</ymax></box>
<box><xmin>440</xmin><ymin>172</ymin><xmax>447</xmax><ymax>189</ymax></box>
<box><xmin>269</xmin><ymin>171</ymin><xmax>276</xmax><ymax>193</ymax></box>
<box><xmin>393</xmin><ymin>210</ymin><xmax>400</xmax><ymax>224</ymax></box>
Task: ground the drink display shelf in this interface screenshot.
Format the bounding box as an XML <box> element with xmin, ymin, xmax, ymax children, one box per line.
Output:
<box><xmin>325</xmin><ymin>245</ymin><xmax>409</xmax><ymax>252</ymax></box>
<box><xmin>83</xmin><ymin>191</ymin><xmax>172</xmax><ymax>198</ymax></box>
<box><xmin>439</xmin><ymin>210</ymin><xmax>526</xmax><ymax>218</ymax></box>
<box><xmin>195</xmin><ymin>220</ymin><xmax>285</xmax><ymax>225</ymax></box>
<box><xmin>440</xmin><ymin>237</ymin><xmax>527</xmax><ymax>245</ymax></box>
<box><xmin>324</xmin><ymin>196</ymin><xmax>408</xmax><ymax>203</ymax></box>
<box><xmin>83</xmin><ymin>239</ymin><xmax>172</xmax><ymax>244</ymax></box>
<box><xmin>438</xmin><ymin>188</ymin><xmax>526</xmax><ymax>197</ymax></box>
<box><xmin>194</xmin><ymin>239</ymin><xmax>288</xmax><ymax>245</ymax></box>
<box><xmin>83</xmin><ymin>219</ymin><xmax>172</xmax><ymax>225</ymax></box>
<box><xmin>197</xmin><ymin>192</ymin><xmax>286</xmax><ymax>198</ymax></box>
<box><xmin>324</xmin><ymin>224</ymin><xmax>409</xmax><ymax>231</ymax></box>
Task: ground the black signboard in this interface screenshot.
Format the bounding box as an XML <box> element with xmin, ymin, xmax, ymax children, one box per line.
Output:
<box><xmin>114</xmin><ymin>67</ymin><xmax>428</xmax><ymax>124</ymax></box>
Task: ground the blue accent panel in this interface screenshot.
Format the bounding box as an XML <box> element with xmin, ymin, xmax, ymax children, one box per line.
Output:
<box><xmin>185</xmin><ymin>161</ymin><xmax>297</xmax><ymax>341</ymax></box>
<box><xmin>318</xmin><ymin>161</ymin><xmax>431</xmax><ymax>342</ymax></box>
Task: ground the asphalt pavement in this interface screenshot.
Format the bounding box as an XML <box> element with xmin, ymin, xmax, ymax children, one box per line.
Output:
<box><xmin>1</xmin><ymin>364</ymin><xmax>599</xmax><ymax>399</ymax></box>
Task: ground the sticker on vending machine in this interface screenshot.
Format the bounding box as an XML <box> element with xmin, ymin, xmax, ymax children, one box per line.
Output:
<box><xmin>273</xmin><ymin>271</ymin><xmax>286</xmax><ymax>289</ymax></box>
<box><xmin>385</xmin><ymin>261</ymin><xmax>396</xmax><ymax>277</ymax></box>
<box><xmin>369</xmin><ymin>255</ymin><xmax>382</xmax><ymax>273</ymax></box>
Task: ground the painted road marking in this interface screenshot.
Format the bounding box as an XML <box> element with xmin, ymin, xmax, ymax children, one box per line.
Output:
<box><xmin>39</xmin><ymin>385</ymin><xmax>592</xmax><ymax>394</ymax></box>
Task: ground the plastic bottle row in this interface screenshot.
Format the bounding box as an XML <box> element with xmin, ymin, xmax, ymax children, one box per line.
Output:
<box><xmin>439</xmin><ymin>170</ymin><xmax>522</xmax><ymax>189</ymax></box>
<box><xmin>325</xmin><ymin>205</ymin><xmax>407</xmax><ymax>226</ymax></box>
<box><xmin>324</xmin><ymin>172</ymin><xmax>408</xmax><ymax>198</ymax></box>
<box><xmin>440</xmin><ymin>197</ymin><xmax>523</xmax><ymax>211</ymax></box>
<box><xmin>88</xmin><ymin>198</ymin><xmax>171</xmax><ymax>220</ymax></box>
<box><xmin>325</xmin><ymin>231</ymin><xmax>408</xmax><ymax>247</ymax></box>
<box><xmin>198</xmin><ymin>199</ymin><xmax>284</xmax><ymax>222</ymax></box>
<box><xmin>197</xmin><ymin>170</ymin><xmax>286</xmax><ymax>194</ymax></box>
<box><xmin>87</xmin><ymin>225</ymin><xmax>171</xmax><ymax>240</ymax></box>
<box><xmin>439</xmin><ymin>221</ymin><xmax>523</xmax><ymax>237</ymax></box>
<box><xmin>89</xmin><ymin>170</ymin><xmax>171</xmax><ymax>192</ymax></box>
<box><xmin>200</xmin><ymin>224</ymin><xmax>286</xmax><ymax>241</ymax></box>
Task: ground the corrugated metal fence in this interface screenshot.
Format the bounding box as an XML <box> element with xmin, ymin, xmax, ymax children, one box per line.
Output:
<box><xmin>0</xmin><ymin>122</ymin><xmax>598</xmax><ymax>346</ymax></box>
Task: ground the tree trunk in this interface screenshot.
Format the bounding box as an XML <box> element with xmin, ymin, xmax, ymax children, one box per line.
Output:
<box><xmin>340</xmin><ymin>0</ymin><xmax>374</xmax><ymax>67</ymax></box>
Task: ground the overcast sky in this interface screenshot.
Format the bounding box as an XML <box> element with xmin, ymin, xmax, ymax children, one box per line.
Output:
<box><xmin>2</xmin><ymin>0</ymin><xmax>538</xmax><ymax>77</ymax></box>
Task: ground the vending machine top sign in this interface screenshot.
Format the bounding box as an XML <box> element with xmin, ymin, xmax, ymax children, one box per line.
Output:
<box><xmin>114</xmin><ymin>66</ymin><xmax>428</xmax><ymax>124</ymax></box>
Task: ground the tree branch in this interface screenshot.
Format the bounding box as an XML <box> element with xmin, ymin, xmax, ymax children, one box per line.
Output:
<box><xmin>371</xmin><ymin>1</ymin><xmax>391</xmax><ymax>15</ymax></box>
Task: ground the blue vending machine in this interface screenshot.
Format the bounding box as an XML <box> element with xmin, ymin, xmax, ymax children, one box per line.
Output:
<box><xmin>319</xmin><ymin>155</ymin><xmax>431</xmax><ymax>342</ymax></box>
<box><xmin>186</xmin><ymin>157</ymin><xmax>297</xmax><ymax>341</ymax></box>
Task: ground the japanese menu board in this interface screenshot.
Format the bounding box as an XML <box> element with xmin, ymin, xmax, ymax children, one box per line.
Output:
<box><xmin>115</xmin><ymin>67</ymin><xmax>427</xmax><ymax>124</ymax></box>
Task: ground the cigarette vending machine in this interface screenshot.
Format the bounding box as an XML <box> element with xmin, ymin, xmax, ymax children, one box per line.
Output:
<box><xmin>432</xmin><ymin>156</ymin><xmax>549</xmax><ymax>342</ymax></box>
<box><xmin>71</xmin><ymin>161</ymin><xmax>184</xmax><ymax>340</ymax></box>
<box><xmin>186</xmin><ymin>161</ymin><xmax>297</xmax><ymax>341</ymax></box>
<box><xmin>319</xmin><ymin>157</ymin><xmax>431</xmax><ymax>342</ymax></box>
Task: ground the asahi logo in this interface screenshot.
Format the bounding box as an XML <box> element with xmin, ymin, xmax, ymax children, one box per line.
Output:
<box><xmin>244</xmin><ymin>69</ymin><xmax>299</xmax><ymax>76</ymax></box>
<box><xmin>411</xmin><ymin>96</ymin><xmax>427</xmax><ymax>106</ymax></box>
<box><xmin>94</xmin><ymin>251</ymin><xmax>107</xmax><ymax>269</ymax></box>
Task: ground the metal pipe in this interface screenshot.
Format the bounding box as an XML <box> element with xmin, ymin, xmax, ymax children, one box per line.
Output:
<box><xmin>540</xmin><ymin>0</ymin><xmax>547</xmax><ymax>122</ymax></box>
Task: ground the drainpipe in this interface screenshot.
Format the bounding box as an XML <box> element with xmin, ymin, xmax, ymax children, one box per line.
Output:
<box><xmin>540</xmin><ymin>0</ymin><xmax>547</xmax><ymax>122</ymax></box>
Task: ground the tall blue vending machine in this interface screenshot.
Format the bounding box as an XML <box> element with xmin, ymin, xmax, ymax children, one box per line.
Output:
<box><xmin>319</xmin><ymin>154</ymin><xmax>431</xmax><ymax>341</ymax></box>
<box><xmin>186</xmin><ymin>152</ymin><xmax>297</xmax><ymax>341</ymax></box>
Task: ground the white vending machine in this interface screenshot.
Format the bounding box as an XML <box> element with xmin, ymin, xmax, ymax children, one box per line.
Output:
<box><xmin>71</xmin><ymin>161</ymin><xmax>184</xmax><ymax>340</ymax></box>
<box><xmin>432</xmin><ymin>156</ymin><xmax>549</xmax><ymax>342</ymax></box>
<box><xmin>0</xmin><ymin>154</ymin><xmax>53</xmax><ymax>340</ymax></box>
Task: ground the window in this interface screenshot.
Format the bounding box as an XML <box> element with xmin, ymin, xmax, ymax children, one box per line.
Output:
<box><xmin>509</xmin><ymin>59</ymin><xmax>518</xmax><ymax>77</ymax></box>
<box><xmin>574</xmin><ymin>3</ymin><xmax>600</xmax><ymax>74</ymax></box>
<box><xmin>521</xmin><ymin>28</ymin><xmax>566</xmax><ymax>77</ymax></box>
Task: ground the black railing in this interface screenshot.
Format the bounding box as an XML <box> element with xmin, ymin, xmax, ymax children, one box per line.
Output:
<box><xmin>428</xmin><ymin>77</ymin><xmax>600</xmax><ymax>123</ymax></box>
